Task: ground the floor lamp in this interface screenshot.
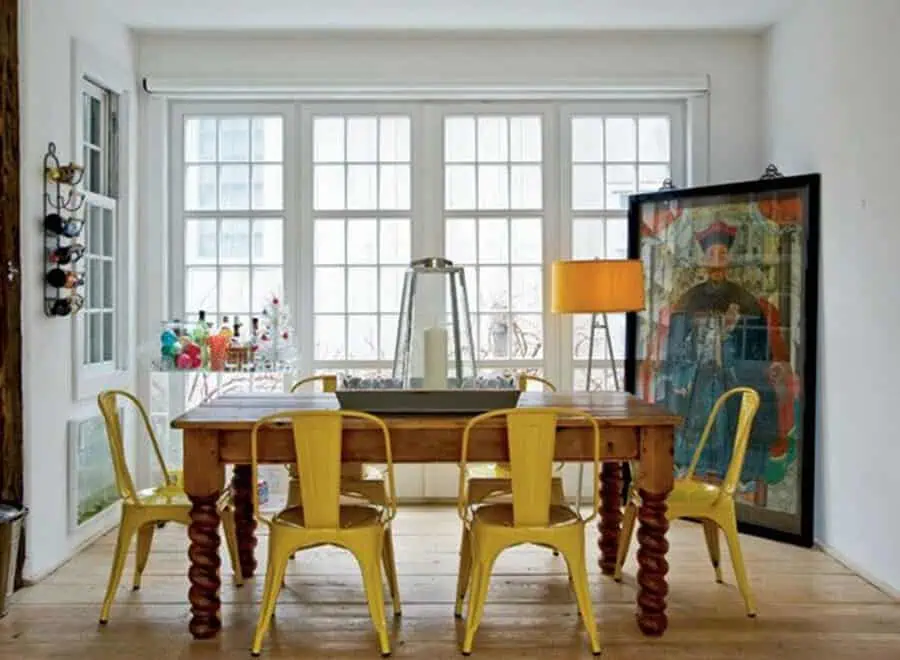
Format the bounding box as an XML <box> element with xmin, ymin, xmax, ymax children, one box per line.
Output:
<box><xmin>551</xmin><ymin>259</ymin><xmax>646</xmax><ymax>510</ymax></box>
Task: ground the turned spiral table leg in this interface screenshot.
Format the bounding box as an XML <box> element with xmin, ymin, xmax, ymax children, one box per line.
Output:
<box><xmin>231</xmin><ymin>465</ymin><xmax>257</xmax><ymax>578</ymax></box>
<box><xmin>188</xmin><ymin>493</ymin><xmax>222</xmax><ymax>639</ymax></box>
<box><xmin>636</xmin><ymin>489</ymin><xmax>670</xmax><ymax>635</ymax></box>
<box><xmin>598</xmin><ymin>462</ymin><xmax>623</xmax><ymax>575</ymax></box>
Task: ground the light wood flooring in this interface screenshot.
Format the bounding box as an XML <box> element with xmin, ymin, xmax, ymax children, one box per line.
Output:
<box><xmin>1</xmin><ymin>506</ymin><xmax>898</xmax><ymax>659</ymax></box>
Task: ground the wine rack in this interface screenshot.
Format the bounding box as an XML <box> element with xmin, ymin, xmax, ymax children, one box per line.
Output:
<box><xmin>43</xmin><ymin>142</ymin><xmax>86</xmax><ymax>317</ymax></box>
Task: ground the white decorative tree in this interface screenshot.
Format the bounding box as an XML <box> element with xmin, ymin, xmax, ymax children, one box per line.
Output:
<box><xmin>256</xmin><ymin>294</ymin><xmax>298</xmax><ymax>369</ymax></box>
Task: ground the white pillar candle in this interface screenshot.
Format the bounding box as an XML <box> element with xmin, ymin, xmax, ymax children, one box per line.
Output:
<box><xmin>423</xmin><ymin>326</ymin><xmax>448</xmax><ymax>389</ymax></box>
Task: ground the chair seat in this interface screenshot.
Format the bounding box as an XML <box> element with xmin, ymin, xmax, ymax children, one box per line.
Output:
<box><xmin>472</xmin><ymin>503</ymin><xmax>580</xmax><ymax>529</ymax></box>
<box><xmin>273</xmin><ymin>504</ymin><xmax>382</xmax><ymax>529</ymax></box>
<box><xmin>135</xmin><ymin>484</ymin><xmax>190</xmax><ymax>507</ymax></box>
<box><xmin>667</xmin><ymin>478</ymin><xmax>724</xmax><ymax>508</ymax></box>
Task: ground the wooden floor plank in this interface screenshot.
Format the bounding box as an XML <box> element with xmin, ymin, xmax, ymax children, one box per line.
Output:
<box><xmin>1</xmin><ymin>506</ymin><xmax>897</xmax><ymax>659</ymax></box>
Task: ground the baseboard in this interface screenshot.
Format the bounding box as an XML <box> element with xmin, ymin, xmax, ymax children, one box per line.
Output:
<box><xmin>816</xmin><ymin>541</ymin><xmax>900</xmax><ymax>600</ymax></box>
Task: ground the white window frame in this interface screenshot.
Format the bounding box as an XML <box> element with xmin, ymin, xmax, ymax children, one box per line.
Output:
<box><xmin>71</xmin><ymin>40</ymin><xmax>132</xmax><ymax>401</ymax></box>
<box><xmin>167</xmin><ymin>98</ymin><xmax>687</xmax><ymax>395</ymax></box>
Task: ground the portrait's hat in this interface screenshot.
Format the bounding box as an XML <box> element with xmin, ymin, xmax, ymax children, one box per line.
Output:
<box><xmin>694</xmin><ymin>220</ymin><xmax>737</xmax><ymax>251</ymax></box>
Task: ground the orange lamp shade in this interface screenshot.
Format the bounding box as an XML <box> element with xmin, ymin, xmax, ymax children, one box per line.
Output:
<box><xmin>551</xmin><ymin>259</ymin><xmax>646</xmax><ymax>313</ymax></box>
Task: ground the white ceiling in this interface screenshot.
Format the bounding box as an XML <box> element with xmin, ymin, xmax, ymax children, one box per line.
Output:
<box><xmin>105</xmin><ymin>0</ymin><xmax>795</xmax><ymax>32</ymax></box>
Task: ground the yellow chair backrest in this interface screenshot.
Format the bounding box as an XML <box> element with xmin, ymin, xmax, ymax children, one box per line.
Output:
<box><xmin>290</xmin><ymin>374</ymin><xmax>337</xmax><ymax>393</ymax></box>
<box><xmin>97</xmin><ymin>389</ymin><xmax>172</xmax><ymax>505</ymax></box>
<box><xmin>685</xmin><ymin>386</ymin><xmax>761</xmax><ymax>498</ymax></box>
<box><xmin>250</xmin><ymin>409</ymin><xmax>396</xmax><ymax>528</ymax></box>
<box><xmin>459</xmin><ymin>407</ymin><xmax>600</xmax><ymax>527</ymax></box>
<box><xmin>516</xmin><ymin>373</ymin><xmax>557</xmax><ymax>392</ymax></box>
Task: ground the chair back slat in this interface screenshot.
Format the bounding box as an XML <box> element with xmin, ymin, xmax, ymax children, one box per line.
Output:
<box><xmin>292</xmin><ymin>413</ymin><xmax>343</xmax><ymax>528</ymax></box>
<box><xmin>507</xmin><ymin>412</ymin><xmax>557</xmax><ymax>527</ymax></box>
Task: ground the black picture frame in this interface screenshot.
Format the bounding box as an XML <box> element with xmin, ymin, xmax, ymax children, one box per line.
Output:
<box><xmin>625</xmin><ymin>174</ymin><xmax>820</xmax><ymax>547</ymax></box>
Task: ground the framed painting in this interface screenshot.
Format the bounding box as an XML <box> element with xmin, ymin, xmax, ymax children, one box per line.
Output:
<box><xmin>624</xmin><ymin>173</ymin><xmax>820</xmax><ymax>546</ymax></box>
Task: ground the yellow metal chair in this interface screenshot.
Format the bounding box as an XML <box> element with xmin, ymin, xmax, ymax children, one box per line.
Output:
<box><xmin>613</xmin><ymin>386</ymin><xmax>761</xmax><ymax>617</ymax></box>
<box><xmin>96</xmin><ymin>389</ymin><xmax>243</xmax><ymax>624</ymax></box>
<box><xmin>464</xmin><ymin>373</ymin><xmax>566</xmax><ymax>507</ymax></box>
<box><xmin>454</xmin><ymin>407</ymin><xmax>602</xmax><ymax>656</ymax></box>
<box><xmin>286</xmin><ymin>375</ymin><xmax>386</xmax><ymax>508</ymax></box>
<box><xmin>249</xmin><ymin>409</ymin><xmax>401</xmax><ymax>657</ymax></box>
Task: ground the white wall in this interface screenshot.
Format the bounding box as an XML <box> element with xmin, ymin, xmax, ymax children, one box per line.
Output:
<box><xmin>18</xmin><ymin>0</ymin><xmax>138</xmax><ymax>580</ymax></box>
<box><xmin>137</xmin><ymin>30</ymin><xmax>766</xmax><ymax>183</ymax></box>
<box><xmin>765</xmin><ymin>0</ymin><xmax>900</xmax><ymax>593</ymax></box>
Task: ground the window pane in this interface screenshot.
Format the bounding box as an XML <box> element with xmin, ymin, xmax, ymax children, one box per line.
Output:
<box><xmin>87</xmin><ymin>258</ymin><xmax>103</xmax><ymax>308</ymax></box>
<box><xmin>348</xmin><ymin>315</ymin><xmax>378</xmax><ymax>359</ymax></box>
<box><xmin>511</xmin><ymin>266</ymin><xmax>542</xmax><ymax>312</ymax></box>
<box><xmin>379</xmin><ymin>165</ymin><xmax>410</xmax><ymax>210</ymax></box>
<box><xmin>445</xmin><ymin>117</ymin><xmax>475</xmax><ymax>162</ymax></box>
<box><xmin>379</xmin><ymin>219</ymin><xmax>410</xmax><ymax>265</ymax></box>
<box><xmin>252</xmin><ymin>219</ymin><xmax>283</xmax><ymax>264</ymax></box>
<box><xmin>218</xmin><ymin>118</ymin><xmax>250</xmax><ymax>162</ymax></box>
<box><xmin>379</xmin><ymin>267</ymin><xmax>405</xmax><ymax>313</ymax></box>
<box><xmin>219</xmin><ymin>165</ymin><xmax>250</xmax><ymax>210</ymax></box>
<box><xmin>185</xmin><ymin>166</ymin><xmax>217</xmax><ymax>211</ymax></box>
<box><xmin>219</xmin><ymin>219</ymin><xmax>249</xmax><ymax>264</ymax></box>
<box><xmin>606</xmin><ymin>164</ymin><xmax>637</xmax><ymax>210</ymax></box>
<box><xmin>103</xmin><ymin>261</ymin><xmax>114</xmax><ymax>308</ymax></box>
<box><xmin>379</xmin><ymin>117</ymin><xmax>410</xmax><ymax>162</ymax></box>
<box><xmin>573</xmin><ymin>314</ymin><xmax>594</xmax><ymax>359</ymax></box>
<box><xmin>314</xmin><ymin>165</ymin><xmax>345</xmax><ymax>210</ymax></box>
<box><xmin>606</xmin><ymin>218</ymin><xmax>628</xmax><ymax>259</ymax></box>
<box><xmin>477</xmin><ymin>117</ymin><xmax>508</xmax><ymax>162</ymax></box>
<box><xmin>346</xmin><ymin>219</ymin><xmax>377</xmax><ymax>264</ymax></box>
<box><xmin>314</xmin><ymin>117</ymin><xmax>345</xmax><ymax>162</ymax></box>
<box><xmin>478</xmin><ymin>218</ymin><xmax>509</xmax><ymax>264</ymax></box>
<box><xmin>252</xmin><ymin>267</ymin><xmax>283</xmax><ymax>313</ymax></box>
<box><xmin>572</xmin><ymin>117</ymin><xmax>604</xmax><ymax>162</ymax></box>
<box><xmin>477</xmin><ymin>165</ymin><xmax>509</xmax><ymax>210</ymax></box>
<box><xmin>479</xmin><ymin>313</ymin><xmax>509</xmax><ymax>359</ymax></box>
<box><xmin>315</xmin><ymin>316</ymin><xmax>345</xmax><ymax>359</ymax></box>
<box><xmin>572</xmin><ymin>165</ymin><xmax>605</xmax><ymax>210</ymax></box>
<box><xmin>510</xmin><ymin>116</ymin><xmax>541</xmax><ymax>162</ymax></box>
<box><xmin>86</xmin><ymin>95</ymin><xmax>102</xmax><ymax>146</ymax></box>
<box><xmin>511</xmin><ymin>314</ymin><xmax>543</xmax><ymax>359</ymax></box>
<box><xmin>639</xmin><ymin>116</ymin><xmax>670</xmax><ymax>161</ymax></box>
<box><xmin>86</xmin><ymin>148</ymin><xmax>102</xmax><ymax>194</ymax></box>
<box><xmin>347</xmin><ymin>117</ymin><xmax>378</xmax><ymax>162</ymax></box>
<box><xmin>251</xmin><ymin>117</ymin><xmax>283</xmax><ymax>162</ymax></box>
<box><xmin>251</xmin><ymin>165</ymin><xmax>283</xmax><ymax>210</ymax></box>
<box><xmin>347</xmin><ymin>165</ymin><xmax>377</xmax><ymax>210</ymax></box>
<box><xmin>478</xmin><ymin>266</ymin><xmax>509</xmax><ymax>312</ymax></box>
<box><xmin>510</xmin><ymin>218</ymin><xmax>542</xmax><ymax>263</ymax></box>
<box><xmin>639</xmin><ymin>164</ymin><xmax>671</xmax><ymax>193</ymax></box>
<box><xmin>102</xmin><ymin>208</ymin><xmax>114</xmax><ymax>257</ymax></box>
<box><xmin>186</xmin><ymin>219</ymin><xmax>218</xmax><ymax>265</ymax></box>
<box><xmin>89</xmin><ymin>313</ymin><xmax>102</xmax><ymax>363</ymax></box>
<box><xmin>185</xmin><ymin>118</ymin><xmax>217</xmax><ymax>162</ymax></box>
<box><xmin>186</xmin><ymin>267</ymin><xmax>217</xmax><ymax>313</ymax></box>
<box><xmin>315</xmin><ymin>266</ymin><xmax>345</xmax><ymax>313</ymax></box>
<box><xmin>220</xmin><ymin>268</ymin><xmax>251</xmax><ymax>314</ymax></box>
<box><xmin>314</xmin><ymin>220</ymin><xmax>345</xmax><ymax>264</ymax></box>
<box><xmin>572</xmin><ymin>218</ymin><xmax>604</xmax><ymax>260</ymax></box>
<box><xmin>103</xmin><ymin>312</ymin><xmax>114</xmax><ymax>362</ymax></box>
<box><xmin>445</xmin><ymin>218</ymin><xmax>476</xmax><ymax>264</ymax></box>
<box><xmin>347</xmin><ymin>267</ymin><xmax>378</xmax><ymax>313</ymax></box>
<box><xmin>510</xmin><ymin>165</ymin><xmax>541</xmax><ymax>209</ymax></box>
<box><xmin>445</xmin><ymin>165</ymin><xmax>476</xmax><ymax>210</ymax></box>
<box><xmin>380</xmin><ymin>315</ymin><xmax>399</xmax><ymax>359</ymax></box>
<box><xmin>605</xmin><ymin>117</ymin><xmax>637</xmax><ymax>162</ymax></box>
<box><xmin>87</xmin><ymin>205</ymin><xmax>103</xmax><ymax>255</ymax></box>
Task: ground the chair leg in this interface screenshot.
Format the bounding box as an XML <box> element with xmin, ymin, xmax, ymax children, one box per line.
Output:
<box><xmin>721</xmin><ymin>516</ymin><xmax>757</xmax><ymax>617</ymax></box>
<box><xmin>251</xmin><ymin>544</ymin><xmax>290</xmax><ymax>656</ymax></box>
<box><xmin>132</xmin><ymin>522</ymin><xmax>155</xmax><ymax>590</ymax></box>
<box><xmin>702</xmin><ymin>519</ymin><xmax>723</xmax><ymax>583</ymax></box>
<box><xmin>221</xmin><ymin>506</ymin><xmax>244</xmax><ymax>587</ymax></box>
<box><xmin>550</xmin><ymin>479</ymin><xmax>564</xmax><ymax>557</ymax></box>
<box><xmin>354</xmin><ymin>540</ymin><xmax>392</xmax><ymax>657</ymax></box>
<box><xmin>99</xmin><ymin>515</ymin><xmax>137</xmax><ymax>624</ymax></box>
<box><xmin>461</xmin><ymin>543</ymin><xmax>500</xmax><ymax>656</ymax></box>
<box><xmin>613</xmin><ymin>501</ymin><xmax>638</xmax><ymax>582</ymax></box>
<box><xmin>454</xmin><ymin>527</ymin><xmax>472</xmax><ymax>618</ymax></box>
<box><xmin>559</xmin><ymin>535</ymin><xmax>602</xmax><ymax>656</ymax></box>
<box><xmin>382</xmin><ymin>524</ymin><xmax>402</xmax><ymax>617</ymax></box>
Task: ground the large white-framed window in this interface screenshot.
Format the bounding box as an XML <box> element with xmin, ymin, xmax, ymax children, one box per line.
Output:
<box><xmin>167</xmin><ymin>98</ymin><xmax>686</xmax><ymax>496</ymax></box>
<box><xmin>72</xmin><ymin>40</ymin><xmax>132</xmax><ymax>401</ymax></box>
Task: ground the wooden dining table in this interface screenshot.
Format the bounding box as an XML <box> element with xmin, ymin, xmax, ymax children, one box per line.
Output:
<box><xmin>170</xmin><ymin>390</ymin><xmax>680</xmax><ymax>642</ymax></box>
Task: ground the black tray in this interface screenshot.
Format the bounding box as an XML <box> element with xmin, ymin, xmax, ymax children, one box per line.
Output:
<box><xmin>335</xmin><ymin>389</ymin><xmax>521</xmax><ymax>415</ymax></box>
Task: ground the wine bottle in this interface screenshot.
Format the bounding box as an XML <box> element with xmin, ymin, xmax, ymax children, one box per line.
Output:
<box><xmin>48</xmin><ymin>244</ymin><xmax>85</xmax><ymax>265</ymax></box>
<box><xmin>46</xmin><ymin>267</ymin><xmax>83</xmax><ymax>289</ymax></box>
